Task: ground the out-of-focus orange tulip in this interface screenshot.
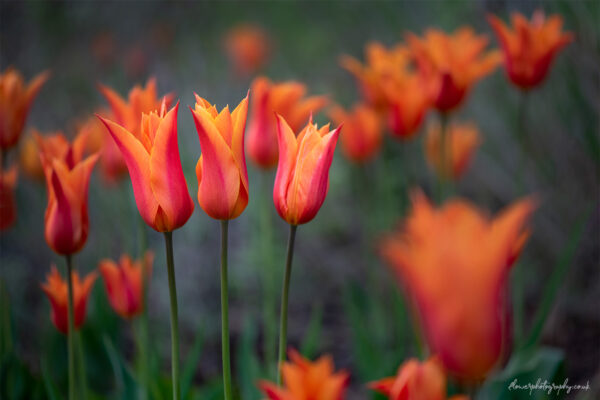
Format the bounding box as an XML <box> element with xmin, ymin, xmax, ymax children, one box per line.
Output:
<box><xmin>380</xmin><ymin>192</ymin><xmax>535</xmax><ymax>380</ymax></box>
<box><xmin>329</xmin><ymin>104</ymin><xmax>382</xmax><ymax>163</ymax></box>
<box><xmin>408</xmin><ymin>28</ymin><xmax>501</xmax><ymax>112</ymax></box>
<box><xmin>190</xmin><ymin>93</ymin><xmax>249</xmax><ymax>220</ymax></box>
<box><xmin>99</xmin><ymin>251</ymin><xmax>154</xmax><ymax>319</ymax></box>
<box><xmin>386</xmin><ymin>77</ymin><xmax>430</xmax><ymax>140</ymax></box>
<box><xmin>488</xmin><ymin>11</ymin><xmax>573</xmax><ymax>90</ymax></box>
<box><xmin>0</xmin><ymin>68</ymin><xmax>49</xmax><ymax>150</ymax></box>
<box><xmin>41</xmin><ymin>265</ymin><xmax>97</xmax><ymax>334</ymax></box>
<box><xmin>369</xmin><ymin>357</ymin><xmax>469</xmax><ymax>400</ymax></box>
<box><xmin>98</xmin><ymin>102</ymin><xmax>194</xmax><ymax>232</ymax></box>
<box><xmin>258</xmin><ymin>349</ymin><xmax>349</xmax><ymax>400</ymax></box>
<box><xmin>224</xmin><ymin>24</ymin><xmax>271</xmax><ymax>76</ymax></box>
<box><xmin>247</xmin><ymin>77</ymin><xmax>328</xmax><ymax>169</ymax></box>
<box><xmin>425</xmin><ymin>121</ymin><xmax>481</xmax><ymax>180</ymax></box>
<box><xmin>19</xmin><ymin>132</ymin><xmax>46</xmax><ymax>181</ymax></box>
<box><xmin>0</xmin><ymin>165</ymin><xmax>18</xmax><ymax>231</ymax></box>
<box><xmin>37</xmin><ymin>131</ymin><xmax>98</xmax><ymax>255</ymax></box>
<box><xmin>273</xmin><ymin>115</ymin><xmax>341</xmax><ymax>225</ymax></box>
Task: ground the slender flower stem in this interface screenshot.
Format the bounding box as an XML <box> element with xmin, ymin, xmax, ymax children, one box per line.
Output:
<box><xmin>437</xmin><ymin>112</ymin><xmax>449</xmax><ymax>203</ymax></box>
<box><xmin>277</xmin><ymin>224</ymin><xmax>298</xmax><ymax>384</ymax></box>
<box><xmin>220</xmin><ymin>220</ymin><xmax>233</xmax><ymax>400</ymax></box>
<box><xmin>516</xmin><ymin>90</ymin><xmax>529</xmax><ymax>194</ymax></box>
<box><xmin>138</xmin><ymin>260</ymin><xmax>150</xmax><ymax>400</ymax></box>
<box><xmin>76</xmin><ymin>332</ymin><xmax>88</xmax><ymax>400</ymax></box>
<box><xmin>163</xmin><ymin>232</ymin><xmax>180</xmax><ymax>400</ymax></box>
<box><xmin>65</xmin><ymin>254</ymin><xmax>76</xmax><ymax>400</ymax></box>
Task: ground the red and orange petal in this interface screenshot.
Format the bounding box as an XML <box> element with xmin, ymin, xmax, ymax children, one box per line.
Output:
<box><xmin>425</xmin><ymin>121</ymin><xmax>481</xmax><ymax>180</ymax></box>
<box><xmin>0</xmin><ymin>165</ymin><xmax>18</xmax><ymax>231</ymax></box>
<box><xmin>328</xmin><ymin>103</ymin><xmax>382</xmax><ymax>163</ymax></box>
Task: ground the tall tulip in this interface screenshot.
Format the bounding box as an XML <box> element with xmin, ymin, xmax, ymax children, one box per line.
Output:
<box><xmin>328</xmin><ymin>103</ymin><xmax>382</xmax><ymax>163</ymax></box>
<box><xmin>380</xmin><ymin>192</ymin><xmax>535</xmax><ymax>381</ymax></box>
<box><xmin>273</xmin><ymin>114</ymin><xmax>340</xmax><ymax>382</ymax></box>
<box><xmin>0</xmin><ymin>165</ymin><xmax>17</xmax><ymax>231</ymax></box>
<box><xmin>190</xmin><ymin>92</ymin><xmax>249</xmax><ymax>400</ymax></box>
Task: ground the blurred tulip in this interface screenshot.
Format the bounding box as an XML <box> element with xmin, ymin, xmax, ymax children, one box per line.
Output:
<box><xmin>370</xmin><ymin>357</ymin><xmax>469</xmax><ymax>400</ymax></box>
<box><xmin>224</xmin><ymin>24</ymin><xmax>271</xmax><ymax>76</ymax></box>
<box><xmin>98</xmin><ymin>101</ymin><xmax>194</xmax><ymax>232</ymax></box>
<box><xmin>425</xmin><ymin>121</ymin><xmax>481</xmax><ymax>180</ymax></box>
<box><xmin>408</xmin><ymin>28</ymin><xmax>501</xmax><ymax>112</ymax></box>
<box><xmin>488</xmin><ymin>11</ymin><xmax>573</xmax><ymax>90</ymax></box>
<box><xmin>190</xmin><ymin>93</ymin><xmax>249</xmax><ymax>220</ymax></box>
<box><xmin>259</xmin><ymin>349</ymin><xmax>349</xmax><ymax>400</ymax></box>
<box><xmin>386</xmin><ymin>77</ymin><xmax>430</xmax><ymax>140</ymax></box>
<box><xmin>380</xmin><ymin>192</ymin><xmax>535</xmax><ymax>380</ymax></box>
<box><xmin>273</xmin><ymin>115</ymin><xmax>341</xmax><ymax>225</ymax></box>
<box><xmin>90</xmin><ymin>31</ymin><xmax>116</xmax><ymax>68</ymax></box>
<box><xmin>41</xmin><ymin>265</ymin><xmax>97</xmax><ymax>334</ymax></box>
<box><xmin>0</xmin><ymin>165</ymin><xmax>18</xmax><ymax>231</ymax></box>
<box><xmin>0</xmin><ymin>68</ymin><xmax>49</xmax><ymax>150</ymax></box>
<box><xmin>99</xmin><ymin>251</ymin><xmax>154</xmax><ymax>319</ymax></box>
<box><xmin>329</xmin><ymin>103</ymin><xmax>382</xmax><ymax>163</ymax></box>
<box><xmin>37</xmin><ymin>131</ymin><xmax>98</xmax><ymax>255</ymax></box>
<box><xmin>247</xmin><ymin>77</ymin><xmax>328</xmax><ymax>169</ymax></box>
<box><xmin>125</xmin><ymin>44</ymin><xmax>149</xmax><ymax>79</ymax></box>
<box><xmin>19</xmin><ymin>131</ymin><xmax>45</xmax><ymax>181</ymax></box>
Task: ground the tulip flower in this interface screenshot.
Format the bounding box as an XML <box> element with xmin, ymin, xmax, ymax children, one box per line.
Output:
<box><xmin>408</xmin><ymin>28</ymin><xmax>501</xmax><ymax>112</ymax></box>
<box><xmin>224</xmin><ymin>24</ymin><xmax>271</xmax><ymax>76</ymax></box>
<box><xmin>328</xmin><ymin>103</ymin><xmax>382</xmax><ymax>163</ymax></box>
<box><xmin>380</xmin><ymin>192</ymin><xmax>535</xmax><ymax>380</ymax></box>
<box><xmin>386</xmin><ymin>77</ymin><xmax>430</xmax><ymax>140</ymax></box>
<box><xmin>488</xmin><ymin>11</ymin><xmax>573</xmax><ymax>90</ymax></box>
<box><xmin>425</xmin><ymin>121</ymin><xmax>481</xmax><ymax>180</ymax></box>
<box><xmin>41</xmin><ymin>265</ymin><xmax>97</xmax><ymax>334</ymax></box>
<box><xmin>0</xmin><ymin>68</ymin><xmax>49</xmax><ymax>150</ymax></box>
<box><xmin>99</xmin><ymin>251</ymin><xmax>154</xmax><ymax>319</ymax></box>
<box><xmin>247</xmin><ymin>77</ymin><xmax>328</xmax><ymax>169</ymax></box>
<box><xmin>0</xmin><ymin>165</ymin><xmax>18</xmax><ymax>231</ymax></box>
<box><xmin>369</xmin><ymin>357</ymin><xmax>469</xmax><ymax>400</ymax></box>
<box><xmin>258</xmin><ymin>349</ymin><xmax>349</xmax><ymax>400</ymax></box>
<box><xmin>19</xmin><ymin>132</ymin><xmax>45</xmax><ymax>181</ymax></box>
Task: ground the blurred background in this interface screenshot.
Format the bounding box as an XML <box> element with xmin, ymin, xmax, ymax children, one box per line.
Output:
<box><xmin>0</xmin><ymin>0</ymin><xmax>598</xmax><ymax>399</ymax></box>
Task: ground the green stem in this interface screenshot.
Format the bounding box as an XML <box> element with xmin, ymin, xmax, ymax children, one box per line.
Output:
<box><xmin>437</xmin><ymin>112</ymin><xmax>449</xmax><ymax>203</ymax></box>
<box><xmin>163</xmin><ymin>232</ymin><xmax>180</xmax><ymax>400</ymax></box>
<box><xmin>76</xmin><ymin>332</ymin><xmax>88</xmax><ymax>400</ymax></box>
<box><xmin>65</xmin><ymin>255</ymin><xmax>76</xmax><ymax>400</ymax></box>
<box><xmin>220</xmin><ymin>220</ymin><xmax>233</xmax><ymax>400</ymax></box>
<box><xmin>138</xmin><ymin>260</ymin><xmax>150</xmax><ymax>400</ymax></box>
<box><xmin>516</xmin><ymin>90</ymin><xmax>529</xmax><ymax>194</ymax></box>
<box><xmin>277</xmin><ymin>224</ymin><xmax>297</xmax><ymax>384</ymax></box>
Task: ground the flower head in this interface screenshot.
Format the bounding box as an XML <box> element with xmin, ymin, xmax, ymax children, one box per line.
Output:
<box><xmin>328</xmin><ymin>103</ymin><xmax>382</xmax><ymax>163</ymax></box>
<box><xmin>224</xmin><ymin>24</ymin><xmax>271</xmax><ymax>76</ymax></box>
<box><xmin>258</xmin><ymin>349</ymin><xmax>349</xmax><ymax>400</ymax></box>
<box><xmin>380</xmin><ymin>192</ymin><xmax>535</xmax><ymax>380</ymax></box>
<box><xmin>0</xmin><ymin>165</ymin><xmax>18</xmax><ymax>231</ymax></box>
<box><xmin>273</xmin><ymin>115</ymin><xmax>341</xmax><ymax>225</ymax></box>
<box><xmin>425</xmin><ymin>121</ymin><xmax>481</xmax><ymax>180</ymax></box>
<box><xmin>190</xmin><ymin>93</ymin><xmax>249</xmax><ymax>220</ymax></box>
<box><xmin>99</xmin><ymin>251</ymin><xmax>154</xmax><ymax>319</ymax></box>
<box><xmin>488</xmin><ymin>10</ymin><xmax>573</xmax><ymax>89</ymax></box>
<box><xmin>41</xmin><ymin>265</ymin><xmax>97</xmax><ymax>334</ymax></box>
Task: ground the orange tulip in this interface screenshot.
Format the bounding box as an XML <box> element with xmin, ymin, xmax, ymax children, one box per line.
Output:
<box><xmin>247</xmin><ymin>77</ymin><xmax>328</xmax><ymax>169</ymax></box>
<box><xmin>98</xmin><ymin>102</ymin><xmax>194</xmax><ymax>232</ymax></box>
<box><xmin>0</xmin><ymin>68</ymin><xmax>49</xmax><ymax>150</ymax></box>
<box><xmin>328</xmin><ymin>104</ymin><xmax>382</xmax><ymax>163</ymax></box>
<box><xmin>488</xmin><ymin>11</ymin><xmax>573</xmax><ymax>89</ymax></box>
<box><xmin>408</xmin><ymin>28</ymin><xmax>501</xmax><ymax>112</ymax></box>
<box><xmin>224</xmin><ymin>24</ymin><xmax>271</xmax><ymax>76</ymax></box>
<box><xmin>273</xmin><ymin>115</ymin><xmax>341</xmax><ymax>225</ymax></box>
<box><xmin>0</xmin><ymin>165</ymin><xmax>18</xmax><ymax>231</ymax></box>
<box><xmin>386</xmin><ymin>76</ymin><xmax>430</xmax><ymax>140</ymax></box>
<box><xmin>41</xmin><ymin>265</ymin><xmax>97</xmax><ymax>334</ymax></box>
<box><xmin>37</xmin><ymin>131</ymin><xmax>98</xmax><ymax>255</ymax></box>
<box><xmin>258</xmin><ymin>349</ymin><xmax>349</xmax><ymax>400</ymax></box>
<box><xmin>190</xmin><ymin>93</ymin><xmax>249</xmax><ymax>220</ymax></box>
<box><xmin>369</xmin><ymin>357</ymin><xmax>469</xmax><ymax>400</ymax></box>
<box><xmin>425</xmin><ymin>121</ymin><xmax>481</xmax><ymax>180</ymax></box>
<box><xmin>99</xmin><ymin>251</ymin><xmax>154</xmax><ymax>319</ymax></box>
<box><xmin>380</xmin><ymin>192</ymin><xmax>535</xmax><ymax>380</ymax></box>
<box><xmin>19</xmin><ymin>132</ymin><xmax>45</xmax><ymax>181</ymax></box>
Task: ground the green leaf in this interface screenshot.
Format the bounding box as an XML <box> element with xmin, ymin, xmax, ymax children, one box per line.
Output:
<box><xmin>41</xmin><ymin>356</ymin><xmax>63</xmax><ymax>400</ymax></box>
<box><xmin>0</xmin><ymin>279</ymin><xmax>13</xmax><ymax>358</ymax></box>
<box><xmin>300</xmin><ymin>302</ymin><xmax>323</xmax><ymax>359</ymax></box>
<box><xmin>181</xmin><ymin>325</ymin><xmax>204</xmax><ymax>400</ymax></box>
<box><xmin>103</xmin><ymin>335</ymin><xmax>138</xmax><ymax>400</ymax></box>
<box><xmin>237</xmin><ymin>317</ymin><xmax>262</xmax><ymax>400</ymax></box>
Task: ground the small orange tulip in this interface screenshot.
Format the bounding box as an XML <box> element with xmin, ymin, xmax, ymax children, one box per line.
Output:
<box><xmin>258</xmin><ymin>349</ymin><xmax>349</xmax><ymax>400</ymax></box>
<box><xmin>41</xmin><ymin>265</ymin><xmax>97</xmax><ymax>334</ymax></box>
<box><xmin>37</xmin><ymin>132</ymin><xmax>98</xmax><ymax>255</ymax></box>
<box><xmin>99</xmin><ymin>251</ymin><xmax>154</xmax><ymax>319</ymax></box>
<box><xmin>19</xmin><ymin>132</ymin><xmax>45</xmax><ymax>181</ymax></box>
<box><xmin>425</xmin><ymin>121</ymin><xmax>481</xmax><ymax>180</ymax></box>
<box><xmin>0</xmin><ymin>68</ymin><xmax>49</xmax><ymax>150</ymax></box>
<box><xmin>98</xmin><ymin>102</ymin><xmax>194</xmax><ymax>232</ymax></box>
<box><xmin>190</xmin><ymin>93</ymin><xmax>249</xmax><ymax>220</ymax></box>
<box><xmin>488</xmin><ymin>11</ymin><xmax>573</xmax><ymax>90</ymax></box>
<box><xmin>224</xmin><ymin>24</ymin><xmax>271</xmax><ymax>76</ymax></box>
<box><xmin>408</xmin><ymin>28</ymin><xmax>501</xmax><ymax>112</ymax></box>
<box><xmin>328</xmin><ymin>103</ymin><xmax>382</xmax><ymax>163</ymax></box>
<box><xmin>247</xmin><ymin>77</ymin><xmax>328</xmax><ymax>169</ymax></box>
<box><xmin>386</xmin><ymin>77</ymin><xmax>430</xmax><ymax>140</ymax></box>
<box><xmin>380</xmin><ymin>192</ymin><xmax>535</xmax><ymax>380</ymax></box>
<box><xmin>273</xmin><ymin>115</ymin><xmax>341</xmax><ymax>225</ymax></box>
<box><xmin>0</xmin><ymin>165</ymin><xmax>18</xmax><ymax>231</ymax></box>
<box><xmin>369</xmin><ymin>357</ymin><xmax>469</xmax><ymax>400</ymax></box>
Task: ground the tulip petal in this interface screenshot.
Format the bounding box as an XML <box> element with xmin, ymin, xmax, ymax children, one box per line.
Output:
<box><xmin>45</xmin><ymin>165</ymin><xmax>77</xmax><ymax>254</ymax></box>
<box><xmin>273</xmin><ymin>114</ymin><xmax>298</xmax><ymax>220</ymax></box>
<box><xmin>98</xmin><ymin>84</ymin><xmax>130</xmax><ymax>125</ymax></box>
